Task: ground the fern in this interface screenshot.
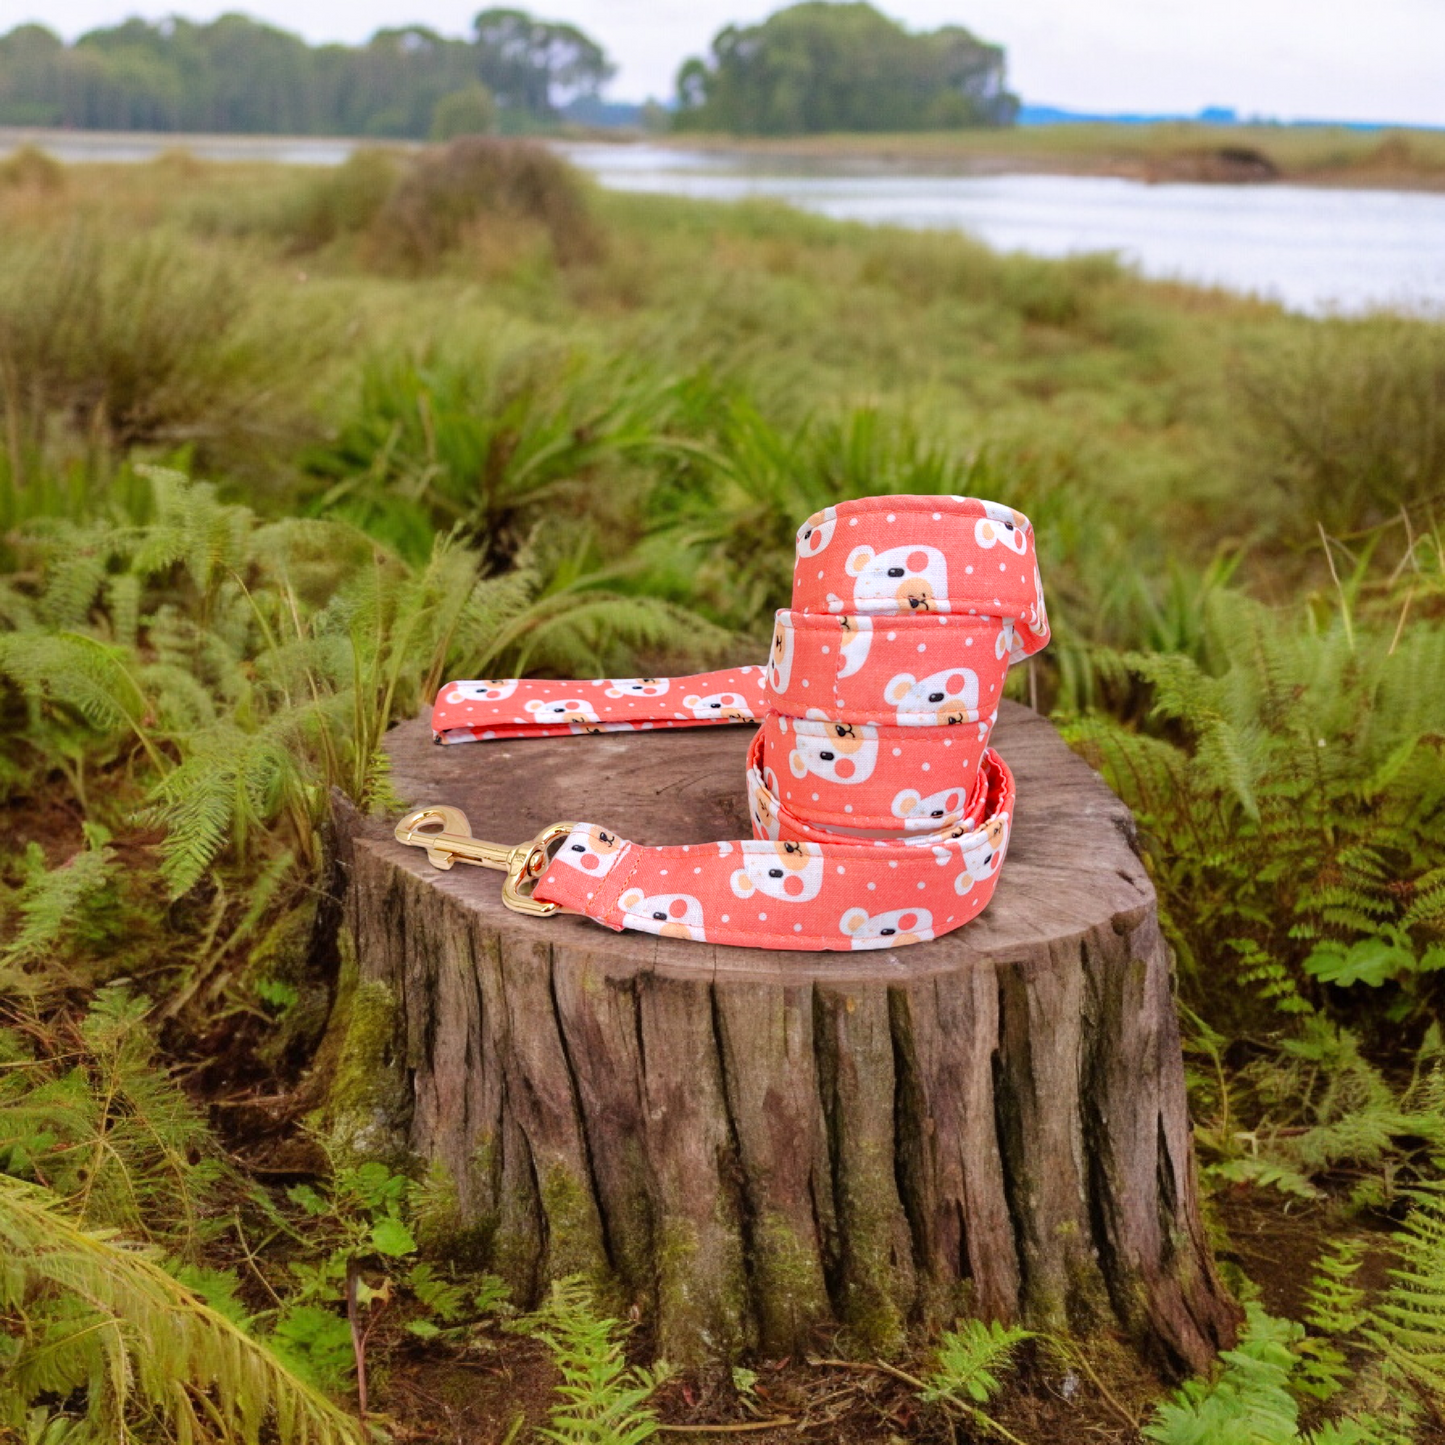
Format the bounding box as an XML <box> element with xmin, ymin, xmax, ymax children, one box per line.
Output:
<box><xmin>2</xmin><ymin>468</ymin><xmax>730</xmax><ymax>918</ymax></box>
<box><xmin>1364</xmin><ymin>1179</ymin><xmax>1445</xmax><ymax>1398</ymax></box>
<box><xmin>921</xmin><ymin>1318</ymin><xmax>1033</xmax><ymax>1406</ymax></box>
<box><xmin>0</xmin><ymin>986</ymin><xmax>229</xmax><ymax>1245</ymax></box>
<box><xmin>2</xmin><ymin>826</ymin><xmax>118</xmax><ymax>970</ymax></box>
<box><xmin>519</xmin><ymin>1277</ymin><xmax>669</xmax><ymax>1445</ymax></box>
<box><xmin>1205</xmin><ymin>1020</ymin><xmax>1445</xmax><ymax>1201</ymax></box>
<box><xmin>1297</xmin><ymin>1239</ymin><xmax>1369</xmax><ymax>1402</ymax></box>
<box><xmin>1070</xmin><ymin>589</ymin><xmax>1445</xmax><ymax>1027</ymax></box>
<box><xmin>1144</xmin><ymin>1307</ymin><xmax>1322</xmax><ymax>1445</ymax></box>
<box><xmin>0</xmin><ymin>1173</ymin><xmax>363</xmax><ymax>1445</ymax></box>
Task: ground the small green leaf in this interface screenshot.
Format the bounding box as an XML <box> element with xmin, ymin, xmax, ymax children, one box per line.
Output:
<box><xmin>286</xmin><ymin>1183</ymin><xmax>328</xmax><ymax>1216</ymax></box>
<box><xmin>731</xmin><ymin>1366</ymin><xmax>758</xmax><ymax>1397</ymax></box>
<box><xmin>1303</xmin><ymin>939</ymin><xmax>1413</xmax><ymax>987</ymax></box>
<box><xmin>406</xmin><ymin>1319</ymin><xmax>442</xmax><ymax>1340</ymax></box>
<box><xmin>370</xmin><ymin>1217</ymin><xmax>417</xmax><ymax>1257</ymax></box>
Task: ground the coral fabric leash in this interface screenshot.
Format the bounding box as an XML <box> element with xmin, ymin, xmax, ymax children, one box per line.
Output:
<box><xmin>401</xmin><ymin>495</ymin><xmax>1049</xmax><ymax>952</ymax></box>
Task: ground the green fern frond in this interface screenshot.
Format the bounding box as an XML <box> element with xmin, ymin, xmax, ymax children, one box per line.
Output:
<box><xmin>519</xmin><ymin>1276</ymin><xmax>668</xmax><ymax>1445</ymax></box>
<box><xmin>1144</xmin><ymin>1305</ymin><xmax>1303</xmax><ymax>1445</ymax></box>
<box><xmin>922</xmin><ymin>1318</ymin><xmax>1033</xmax><ymax>1406</ymax></box>
<box><xmin>0</xmin><ymin>1174</ymin><xmax>363</xmax><ymax>1445</ymax></box>
<box><xmin>2</xmin><ymin>829</ymin><xmax>118</xmax><ymax>967</ymax></box>
<box><xmin>1363</xmin><ymin>1180</ymin><xmax>1445</xmax><ymax>1399</ymax></box>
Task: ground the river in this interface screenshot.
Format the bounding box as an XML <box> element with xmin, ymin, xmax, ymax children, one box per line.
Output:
<box><xmin>6</xmin><ymin>128</ymin><xmax>1443</xmax><ymax>318</ymax></box>
<box><xmin>560</xmin><ymin>143</ymin><xmax>1445</xmax><ymax>318</ymax></box>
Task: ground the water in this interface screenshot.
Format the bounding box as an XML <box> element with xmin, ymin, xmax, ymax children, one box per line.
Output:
<box><xmin>0</xmin><ymin>127</ymin><xmax>379</xmax><ymax>167</ymax></box>
<box><xmin>6</xmin><ymin>127</ymin><xmax>1443</xmax><ymax>317</ymax></box>
<box><xmin>560</xmin><ymin>142</ymin><xmax>1445</xmax><ymax>318</ymax></box>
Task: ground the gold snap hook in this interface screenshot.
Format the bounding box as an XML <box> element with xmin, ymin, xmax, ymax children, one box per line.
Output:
<box><xmin>394</xmin><ymin>807</ymin><xmax>577</xmax><ymax>916</ymax></box>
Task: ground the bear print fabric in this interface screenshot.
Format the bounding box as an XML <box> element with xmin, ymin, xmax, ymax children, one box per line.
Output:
<box><xmin>429</xmin><ymin>494</ymin><xmax>1049</xmax><ymax>951</ymax></box>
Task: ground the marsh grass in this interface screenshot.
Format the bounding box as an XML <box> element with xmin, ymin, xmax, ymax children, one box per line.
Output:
<box><xmin>0</xmin><ymin>142</ymin><xmax>64</xmax><ymax>191</ymax></box>
<box><xmin>0</xmin><ymin>225</ymin><xmax>321</xmax><ymax>472</ymax></box>
<box><xmin>1233</xmin><ymin>315</ymin><xmax>1445</xmax><ymax>538</ymax></box>
<box><xmin>281</xmin><ymin>147</ymin><xmax>404</xmax><ymax>254</ymax></box>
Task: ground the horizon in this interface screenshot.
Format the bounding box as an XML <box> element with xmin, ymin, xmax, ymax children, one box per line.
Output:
<box><xmin>17</xmin><ymin>0</ymin><xmax>1445</xmax><ymax>131</ymax></box>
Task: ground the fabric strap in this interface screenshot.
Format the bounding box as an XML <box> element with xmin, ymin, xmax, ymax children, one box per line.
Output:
<box><xmin>431</xmin><ymin>494</ymin><xmax>1049</xmax><ymax>951</ymax></box>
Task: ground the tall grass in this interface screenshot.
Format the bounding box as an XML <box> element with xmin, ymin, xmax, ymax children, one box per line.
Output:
<box><xmin>0</xmin><ymin>226</ymin><xmax>317</xmax><ymax>471</ymax></box>
<box><xmin>1233</xmin><ymin>316</ymin><xmax>1445</xmax><ymax>538</ymax></box>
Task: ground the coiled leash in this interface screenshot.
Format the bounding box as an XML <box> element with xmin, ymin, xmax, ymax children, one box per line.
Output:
<box><xmin>398</xmin><ymin>495</ymin><xmax>1049</xmax><ymax>951</ymax></box>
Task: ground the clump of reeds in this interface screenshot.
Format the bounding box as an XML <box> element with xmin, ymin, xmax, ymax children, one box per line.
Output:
<box><xmin>0</xmin><ymin>227</ymin><xmax>315</xmax><ymax>462</ymax></box>
<box><xmin>366</xmin><ymin>137</ymin><xmax>603</xmax><ymax>271</ymax></box>
<box><xmin>1233</xmin><ymin>314</ymin><xmax>1445</xmax><ymax>536</ymax></box>
<box><xmin>0</xmin><ymin>145</ymin><xmax>64</xmax><ymax>192</ymax></box>
<box><xmin>282</xmin><ymin>146</ymin><xmax>404</xmax><ymax>253</ymax></box>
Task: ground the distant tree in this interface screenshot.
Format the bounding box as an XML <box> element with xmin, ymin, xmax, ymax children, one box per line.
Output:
<box><xmin>0</xmin><ymin>10</ymin><xmax>613</xmax><ymax>136</ymax></box>
<box><xmin>472</xmin><ymin>9</ymin><xmax>615</xmax><ymax>117</ymax></box>
<box><xmin>0</xmin><ymin>25</ymin><xmax>67</xmax><ymax>126</ymax></box>
<box><xmin>674</xmin><ymin>1</ymin><xmax>1017</xmax><ymax>135</ymax></box>
<box><xmin>431</xmin><ymin>82</ymin><xmax>498</xmax><ymax>139</ymax></box>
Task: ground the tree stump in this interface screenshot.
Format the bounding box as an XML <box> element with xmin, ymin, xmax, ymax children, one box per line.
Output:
<box><xmin>335</xmin><ymin>700</ymin><xmax>1237</xmax><ymax>1371</ymax></box>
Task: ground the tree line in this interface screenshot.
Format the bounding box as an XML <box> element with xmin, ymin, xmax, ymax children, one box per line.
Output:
<box><xmin>0</xmin><ymin>10</ymin><xmax>612</xmax><ymax>137</ymax></box>
<box><xmin>0</xmin><ymin>2</ymin><xmax>1016</xmax><ymax>139</ymax></box>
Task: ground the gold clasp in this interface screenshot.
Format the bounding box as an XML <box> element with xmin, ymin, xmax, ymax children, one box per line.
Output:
<box><xmin>394</xmin><ymin>806</ymin><xmax>576</xmax><ymax>916</ymax></box>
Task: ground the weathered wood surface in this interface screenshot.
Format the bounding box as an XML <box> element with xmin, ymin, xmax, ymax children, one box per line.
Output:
<box><xmin>336</xmin><ymin>700</ymin><xmax>1237</xmax><ymax>1369</ymax></box>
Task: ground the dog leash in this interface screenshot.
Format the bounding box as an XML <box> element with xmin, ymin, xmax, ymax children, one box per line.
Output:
<box><xmin>398</xmin><ymin>495</ymin><xmax>1049</xmax><ymax>951</ymax></box>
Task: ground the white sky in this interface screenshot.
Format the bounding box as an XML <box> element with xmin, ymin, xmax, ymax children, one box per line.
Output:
<box><xmin>17</xmin><ymin>0</ymin><xmax>1445</xmax><ymax>127</ymax></box>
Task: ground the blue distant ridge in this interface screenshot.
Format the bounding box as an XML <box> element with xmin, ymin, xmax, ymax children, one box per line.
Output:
<box><xmin>1017</xmin><ymin>103</ymin><xmax>1439</xmax><ymax>131</ymax></box>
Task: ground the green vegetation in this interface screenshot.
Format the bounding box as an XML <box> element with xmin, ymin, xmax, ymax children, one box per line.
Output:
<box><xmin>1</xmin><ymin>141</ymin><xmax>1444</xmax><ymax>1442</ymax></box>
<box><xmin>0</xmin><ymin>9</ymin><xmax>611</xmax><ymax>137</ymax></box>
<box><xmin>674</xmin><ymin>1</ymin><xmax>1016</xmax><ymax>134</ymax></box>
<box><xmin>663</xmin><ymin>120</ymin><xmax>1445</xmax><ymax>189</ymax></box>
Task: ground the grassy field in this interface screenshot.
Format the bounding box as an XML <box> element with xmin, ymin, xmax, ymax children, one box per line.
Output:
<box><xmin>655</xmin><ymin>120</ymin><xmax>1445</xmax><ymax>187</ymax></box>
<box><xmin>1</xmin><ymin>140</ymin><xmax>1444</xmax><ymax>1444</ymax></box>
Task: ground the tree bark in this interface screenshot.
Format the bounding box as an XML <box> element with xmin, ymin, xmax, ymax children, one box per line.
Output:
<box><xmin>332</xmin><ymin>701</ymin><xmax>1237</xmax><ymax>1370</ymax></box>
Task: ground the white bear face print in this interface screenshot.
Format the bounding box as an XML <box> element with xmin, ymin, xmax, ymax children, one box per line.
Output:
<box><xmin>605</xmin><ymin>678</ymin><xmax>669</xmax><ymax>698</ymax></box>
<box><xmin>769</xmin><ymin>619</ymin><xmax>795</xmax><ymax>694</ymax></box>
<box><xmin>994</xmin><ymin>621</ymin><xmax>1016</xmax><ymax>661</ymax></box>
<box><xmin>618</xmin><ymin>890</ymin><xmax>706</xmax><ymax>941</ymax></box>
<box><xmin>974</xmin><ymin>502</ymin><xmax>1028</xmax><ymax>555</ymax></box>
<box><xmin>891</xmin><ymin>785</ymin><xmax>968</xmax><ymax>831</ymax></box>
<box><xmin>845</xmin><ymin>543</ymin><xmax>950</xmax><ymax>613</ymax></box>
<box><xmin>885</xmin><ymin>667</ymin><xmax>979</xmax><ymax>726</ymax></box>
<box><xmin>796</xmin><ymin>506</ymin><xmax>837</xmax><ymax>559</ymax></box>
<box><xmin>525</xmin><ymin>696</ymin><xmax>599</xmax><ymax>726</ymax></box>
<box><xmin>837</xmin><ymin>613</ymin><xmax>873</xmax><ymax>678</ymax></box>
<box><xmin>954</xmin><ymin>815</ymin><xmax>1009</xmax><ymax>894</ymax></box>
<box><xmin>444</xmin><ymin>679</ymin><xmax>518</xmax><ymax>704</ymax></box>
<box><xmin>840</xmin><ymin>907</ymin><xmax>934</xmax><ymax>950</ymax></box>
<box><xmin>730</xmin><ymin>839</ymin><xmax>825</xmax><ymax>903</ymax></box>
<box><xmin>554</xmin><ymin>824</ymin><xmax>625</xmax><ymax>878</ymax></box>
<box><xmin>683</xmin><ymin>691</ymin><xmax>755</xmax><ymax>722</ymax></box>
<box><xmin>789</xmin><ymin>715</ymin><xmax>879</xmax><ymax>785</ymax></box>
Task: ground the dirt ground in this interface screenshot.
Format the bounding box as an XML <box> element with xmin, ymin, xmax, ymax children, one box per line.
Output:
<box><xmin>347</xmin><ymin>1185</ymin><xmax>1445</xmax><ymax>1445</ymax></box>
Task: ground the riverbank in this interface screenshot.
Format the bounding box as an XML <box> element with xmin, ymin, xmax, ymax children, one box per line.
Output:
<box><xmin>628</xmin><ymin>122</ymin><xmax>1445</xmax><ymax>191</ymax></box>
<box><xmin>5</xmin><ymin>119</ymin><xmax>1445</xmax><ymax>190</ymax></box>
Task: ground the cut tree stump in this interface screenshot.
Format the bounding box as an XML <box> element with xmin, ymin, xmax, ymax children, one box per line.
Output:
<box><xmin>334</xmin><ymin>700</ymin><xmax>1237</xmax><ymax>1370</ymax></box>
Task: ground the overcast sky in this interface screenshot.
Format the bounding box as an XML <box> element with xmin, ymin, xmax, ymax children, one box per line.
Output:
<box><xmin>23</xmin><ymin>0</ymin><xmax>1445</xmax><ymax>127</ymax></box>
